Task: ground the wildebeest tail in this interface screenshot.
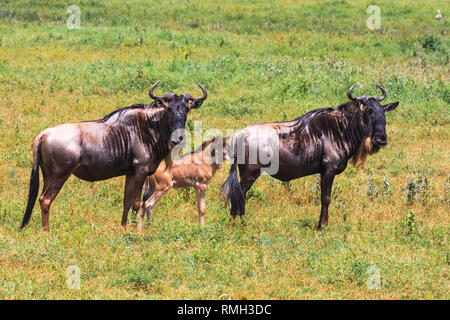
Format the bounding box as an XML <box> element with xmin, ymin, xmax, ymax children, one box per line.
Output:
<box><xmin>220</xmin><ymin>157</ymin><xmax>245</xmax><ymax>217</ymax></box>
<box><xmin>20</xmin><ymin>139</ymin><xmax>41</xmax><ymax>230</ymax></box>
<box><xmin>142</xmin><ymin>178</ymin><xmax>154</xmax><ymax>203</ymax></box>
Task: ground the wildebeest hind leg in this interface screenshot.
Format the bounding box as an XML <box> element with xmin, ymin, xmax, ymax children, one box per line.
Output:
<box><xmin>39</xmin><ymin>172</ymin><xmax>71</xmax><ymax>232</ymax></box>
<box><xmin>238</xmin><ymin>165</ymin><xmax>261</xmax><ymax>219</ymax></box>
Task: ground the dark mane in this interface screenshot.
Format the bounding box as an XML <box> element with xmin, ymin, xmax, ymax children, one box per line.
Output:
<box><xmin>297</xmin><ymin>107</ymin><xmax>332</xmax><ymax>121</ymax></box>
<box><xmin>289</xmin><ymin>107</ymin><xmax>333</xmax><ymax>129</ymax></box>
<box><xmin>295</xmin><ymin>101</ymin><xmax>360</xmax><ymax>126</ymax></box>
<box><xmin>97</xmin><ymin>103</ymin><xmax>159</xmax><ymax>123</ymax></box>
<box><xmin>336</xmin><ymin>100</ymin><xmax>360</xmax><ymax>112</ymax></box>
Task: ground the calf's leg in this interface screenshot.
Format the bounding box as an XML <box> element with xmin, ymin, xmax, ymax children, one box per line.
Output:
<box><xmin>194</xmin><ymin>185</ymin><xmax>207</xmax><ymax>225</ymax></box>
<box><xmin>138</xmin><ymin>188</ymin><xmax>170</xmax><ymax>231</ymax></box>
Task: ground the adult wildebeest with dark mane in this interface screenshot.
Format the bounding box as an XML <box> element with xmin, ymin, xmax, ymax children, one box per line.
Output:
<box><xmin>20</xmin><ymin>81</ymin><xmax>207</xmax><ymax>231</ymax></box>
<box><xmin>221</xmin><ymin>84</ymin><xmax>398</xmax><ymax>229</ymax></box>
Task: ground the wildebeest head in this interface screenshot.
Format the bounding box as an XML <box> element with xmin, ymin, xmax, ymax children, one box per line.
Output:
<box><xmin>347</xmin><ymin>83</ymin><xmax>399</xmax><ymax>148</ymax></box>
<box><xmin>149</xmin><ymin>81</ymin><xmax>207</xmax><ymax>146</ymax></box>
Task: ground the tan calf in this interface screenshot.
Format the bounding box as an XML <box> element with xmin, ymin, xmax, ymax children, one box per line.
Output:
<box><xmin>138</xmin><ymin>136</ymin><xmax>228</xmax><ymax>230</ymax></box>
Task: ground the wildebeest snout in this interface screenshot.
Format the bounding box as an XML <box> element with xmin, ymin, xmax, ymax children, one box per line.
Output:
<box><xmin>372</xmin><ymin>134</ymin><xmax>387</xmax><ymax>147</ymax></box>
<box><xmin>170</xmin><ymin>135</ymin><xmax>184</xmax><ymax>146</ymax></box>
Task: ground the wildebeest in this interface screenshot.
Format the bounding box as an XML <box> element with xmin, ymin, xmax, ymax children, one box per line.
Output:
<box><xmin>221</xmin><ymin>84</ymin><xmax>398</xmax><ymax>229</ymax></box>
<box><xmin>138</xmin><ymin>136</ymin><xmax>229</xmax><ymax>231</ymax></box>
<box><xmin>20</xmin><ymin>81</ymin><xmax>207</xmax><ymax>231</ymax></box>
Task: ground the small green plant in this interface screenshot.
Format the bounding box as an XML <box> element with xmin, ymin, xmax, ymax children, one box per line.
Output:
<box><xmin>404</xmin><ymin>209</ymin><xmax>417</xmax><ymax>235</ymax></box>
<box><xmin>406</xmin><ymin>176</ymin><xmax>416</xmax><ymax>204</ymax></box>
<box><xmin>406</xmin><ymin>174</ymin><xmax>430</xmax><ymax>205</ymax></box>
<box><xmin>398</xmin><ymin>209</ymin><xmax>421</xmax><ymax>240</ymax></box>
<box><xmin>247</xmin><ymin>187</ymin><xmax>266</xmax><ymax>204</ymax></box>
<box><xmin>126</xmin><ymin>264</ymin><xmax>163</xmax><ymax>290</ymax></box>
<box><xmin>366</xmin><ymin>173</ymin><xmax>376</xmax><ymax>199</ymax></box>
<box><xmin>366</xmin><ymin>173</ymin><xmax>391</xmax><ymax>200</ymax></box>
<box><xmin>420</xmin><ymin>35</ymin><xmax>443</xmax><ymax>53</ymax></box>
<box><xmin>122</xmin><ymin>232</ymin><xmax>139</xmax><ymax>245</ymax></box>
<box><xmin>349</xmin><ymin>258</ymin><xmax>370</xmax><ymax>286</ymax></box>
<box><xmin>186</xmin><ymin>119</ymin><xmax>194</xmax><ymax>132</ymax></box>
<box><xmin>416</xmin><ymin>174</ymin><xmax>430</xmax><ymax>203</ymax></box>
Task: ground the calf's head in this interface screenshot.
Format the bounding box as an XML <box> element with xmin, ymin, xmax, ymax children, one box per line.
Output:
<box><xmin>347</xmin><ymin>83</ymin><xmax>399</xmax><ymax>149</ymax></box>
<box><xmin>149</xmin><ymin>81</ymin><xmax>207</xmax><ymax>146</ymax></box>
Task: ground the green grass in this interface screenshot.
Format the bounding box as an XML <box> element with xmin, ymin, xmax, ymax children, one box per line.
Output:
<box><xmin>0</xmin><ymin>0</ymin><xmax>448</xmax><ymax>299</ymax></box>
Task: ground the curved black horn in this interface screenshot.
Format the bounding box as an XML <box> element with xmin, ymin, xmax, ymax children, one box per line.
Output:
<box><xmin>149</xmin><ymin>81</ymin><xmax>161</xmax><ymax>100</ymax></box>
<box><xmin>195</xmin><ymin>83</ymin><xmax>207</xmax><ymax>101</ymax></box>
<box><xmin>375</xmin><ymin>84</ymin><xmax>386</xmax><ymax>101</ymax></box>
<box><xmin>347</xmin><ymin>83</ymin><xmax>358</xmax><ymax>101</ymax></box>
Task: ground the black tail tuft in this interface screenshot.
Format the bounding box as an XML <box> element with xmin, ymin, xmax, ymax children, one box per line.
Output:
<box><xmin>20</xmin><ymin>156</ymin><xmax>40</xmax><ymax>230</ymax></box>
<box><xmin>142</xmin><ymin>179</ymin><xmax>154</xmax><ymax>203</ymax></box>
<box><xmin>220</xmin><ymin>158</ymin><xmax>245</xmax><ymax>217</ymax></box>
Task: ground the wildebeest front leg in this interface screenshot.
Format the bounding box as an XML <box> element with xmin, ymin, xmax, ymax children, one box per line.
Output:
<box><xmin>194</xmin><ymin>185</ymin><xmax>207</xmax><ymax>225</ymax></box>
<box><xmin>318</xmin><ymin>171</ymin><xmax>335</xmax><ymax>229</ymax></box>
<box><xmin>121</xmin><ymin>174</ymin><xmax>146</xmax><ymax>229</ymax></box>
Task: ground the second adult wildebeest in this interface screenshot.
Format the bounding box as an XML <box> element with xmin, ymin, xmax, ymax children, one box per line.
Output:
<box><xmin>20</xmin><ymin>81</ymin><xmax>207</xmax><ymax>231</ymax></box>
<box><xmin>221</xmin><ymin>84</ymin><xmax>398</xmax><ymax>229</ymax></box>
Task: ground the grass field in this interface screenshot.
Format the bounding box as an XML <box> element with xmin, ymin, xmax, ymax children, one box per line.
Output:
<box><xmin>0</xmin><ymin>0</ymin><xmax>448</xmax><ymax>299</ymax></box>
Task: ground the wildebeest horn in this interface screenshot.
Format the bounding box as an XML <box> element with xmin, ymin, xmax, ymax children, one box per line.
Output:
<box><xmin>184</xmin><ymin>83</ymin><xmax>208</xmax><ymax>102</ymax></box>
<box><xmin>375</xmin><ymin>84</ymin><xmax>386</xmax><ymax>101</ymax></box>
<box><xmin>196</xmin><ymin>83</ymin><xmax>207</xmax><ymax>101</ymax></box>
<box><xmin>149</xmin><ymin>81</ymin><xmax>161</xmax><ymax>100</ymax></box>
<box><xmin>347</xmin><ymin>83</ymin><xmax>358</xmax><ymax>101</ymax></box>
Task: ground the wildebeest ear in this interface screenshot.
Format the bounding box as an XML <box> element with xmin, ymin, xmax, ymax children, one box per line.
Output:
<box><xmin>189</xmin><ymin>100</ymin><xmax>203</xmax><ymax>109</ymax></box>
<box><xmin>383</xmin><ymin>102</ymin><xmax>399</xmax><ymax>112</ymax></box>
<box><xmin>155</xmin><ymin>97</ymin><xmax>169</xmax><ymax>108</ymax></box>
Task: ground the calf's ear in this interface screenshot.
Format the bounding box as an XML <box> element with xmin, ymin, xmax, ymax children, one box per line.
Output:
<box><xmin>383</xmin><ymin>101</ymin><xmax>399</xmax><ymax>112</ymax></box>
